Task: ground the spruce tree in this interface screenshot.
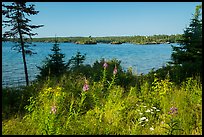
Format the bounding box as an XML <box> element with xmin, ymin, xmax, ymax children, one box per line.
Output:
<box><xmin>68</xmin><ymin>51</ymin><xmax>86</xmax><ymax>68</ymax></box>
<box><xmin>171</xmin><ymin>4</ymin><xmax>202</xmax><ymax>76</ymax></box>
<box><xmin>37</xmin><ymin>38</ymin><xmax>67</xmax><ymax>79</ymax></box>
<box><xmin>2</xmin><ymin>2</ymin><xmax>43</xmax><ymax>86</ymax></box>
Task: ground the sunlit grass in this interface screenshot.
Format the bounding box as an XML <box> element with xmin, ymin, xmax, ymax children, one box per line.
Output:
<box><xmin>2</xmin><ymin>66</ymin><xmax>202</xmax><ymax>135</ymax></box>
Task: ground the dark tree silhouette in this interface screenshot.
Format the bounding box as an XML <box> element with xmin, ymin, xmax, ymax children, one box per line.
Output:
<box><xmin>2</xmin><ymin>2</ymin><xmax>43</xmax><ymax>86</ymax></box>
<box><xmin>171</xmin><ymin>4</ymin><xmax>202</xmax><ymax>76</ymax></box>
<box><xmin>37</xmin><ymin>38</ymin><xmax>68</xmax><ymax>79</ymax></box>
<box><xmin>68</xmin><ymin>51</ymin><xmax>86</xmax><ymax>68</ymax></box>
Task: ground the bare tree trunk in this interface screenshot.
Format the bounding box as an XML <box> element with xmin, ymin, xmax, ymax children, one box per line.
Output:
<box><xmin>20</xmin><ymin>36</ymin><xmax>29</xmax><ymax>86</ymax></box>
<box><xmin>17</xmin><ymin>22</ymin><xmax>29</xmax><ymax>86</ymax></box>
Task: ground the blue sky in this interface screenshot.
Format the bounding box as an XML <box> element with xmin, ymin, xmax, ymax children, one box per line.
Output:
<box><xmin>2</xmin><ymin>2</ymin><xmax>202</xmax><ymax>38</ymax></box>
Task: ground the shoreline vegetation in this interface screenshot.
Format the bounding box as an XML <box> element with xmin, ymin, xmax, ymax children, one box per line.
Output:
<box><xmin>2</xmin><ymin>34</ymin><xmax>181</xmax><ymax>45</ymax></box>
<box><xmin>2</xmin><ymin>60</ymin><xmax>202</xmax><ymax>135</ymax></box>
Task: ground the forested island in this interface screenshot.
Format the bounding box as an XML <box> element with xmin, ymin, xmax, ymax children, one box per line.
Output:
<box><xmin>3</xmin><ymin>34</ymin><xmax>182</xmax><ymax>45</ymax></box>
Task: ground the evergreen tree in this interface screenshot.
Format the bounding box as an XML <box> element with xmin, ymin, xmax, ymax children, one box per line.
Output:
<box><xmin>68</xmin><ymin>51</ymin><xmax>86</xmax><ymax>68</ymax></box>
<box><xmin>2</xmin><ymin>2</ymin><xmax>43</xmax><ymax>86</ymax></box>
<box><xmin>170</xmin><ymin>4</ymin><xmax>202</xmax><ymax>76</ymax></box>
<box><xmin>37</xmin><ymin>38</ymin><xmax>67</xmax><ymax>79</ymax></box>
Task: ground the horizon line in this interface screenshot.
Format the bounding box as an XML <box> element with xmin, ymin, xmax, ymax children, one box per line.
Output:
<box><xmin>33</xmin><ymin>33</ymin><xmax>182</xmax><ymax>38</ymax></box>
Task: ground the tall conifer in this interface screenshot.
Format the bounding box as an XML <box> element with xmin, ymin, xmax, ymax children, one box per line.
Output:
<box><xmin>2</xmin><ymin>2</ymin><xmax>43</xmax><ymax>86</ymax></box>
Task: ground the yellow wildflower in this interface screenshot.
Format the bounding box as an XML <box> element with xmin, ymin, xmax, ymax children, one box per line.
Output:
<box><xmin>56</xmin><ymin>86</ymin><xmax>62</xmax><ymax>91</ymax></box>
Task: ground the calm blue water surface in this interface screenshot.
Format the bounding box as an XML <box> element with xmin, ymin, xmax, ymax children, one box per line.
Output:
<box><xmin>2</xmin><ymin>42</ymin><xmax>176</xmax><ymax>87</ymax></box>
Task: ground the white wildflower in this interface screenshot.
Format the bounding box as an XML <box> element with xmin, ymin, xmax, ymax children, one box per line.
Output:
<box><xmin>150</xmin><ymin>109</ymin><xmax>153</xmax><ymax>112</ymax></box>
<box><xmin>152</xmin><ymin>106</ymin><xmax>157</xmax><ymax>109</ymax></box>
<box><xmin>140</xmin><ymin>117</ymin><xmax>146</xmax><ymax>121</ymax></box>
<box><xmin>150</xmin><ymin>127</ymin><xmax>154</xmax><ymax>131</ymax></box>
<box><xmin>139</xmin><ymin>112</ymin><xmax>143</xmax><ymax>115</ymax></box>
<box><xmin>145</xmin><ymin>109</ymin><xmax>151</xmax><ymax>112</ymax></box>
<box><xmin>146</xmin><ymin>118</ymin><xmax>148</xmax><ymax>122</ymax></box>
<box><xmin>156</xmin><ymin>109</ymin><xmax>160</xmax><ymax>112</ymax></box>
<box><xmin>143</xmin><ymin>106</ymin><xmax>147</xmax><ymax>108</ymax></box>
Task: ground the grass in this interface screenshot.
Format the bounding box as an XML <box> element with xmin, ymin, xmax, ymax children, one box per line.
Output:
<box><xmin>2</xmin><ymin>65</ymin><xmax>202</xmax><ymax>135</ymax></box>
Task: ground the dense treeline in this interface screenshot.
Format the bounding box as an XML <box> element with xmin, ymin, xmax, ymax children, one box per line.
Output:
<box><xmin>33</xmin><ymin>34</ymin><xmax>182</xmax><ymax>44</ymax></box>
<box><xmin>3</xmin><ymin>34</ymin><xmax>182</xmax><ymax>44</ymax></box>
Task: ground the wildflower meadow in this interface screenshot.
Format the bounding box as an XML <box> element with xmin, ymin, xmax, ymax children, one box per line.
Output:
<box><xmin>2</xmin><ymin>60</ymin><xmax>202</xmax><ymax>135</ymax></box>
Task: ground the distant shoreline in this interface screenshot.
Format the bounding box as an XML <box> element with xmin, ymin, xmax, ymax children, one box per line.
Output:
<box><xmin>2</xmin><ymin>34</ymin><xmax>181</xmax><ymax>45</ymax></box>
<box><xmin>2</xmin><ymin>41</ymin><xmax>175</xmax><ymax>45</ymax></box>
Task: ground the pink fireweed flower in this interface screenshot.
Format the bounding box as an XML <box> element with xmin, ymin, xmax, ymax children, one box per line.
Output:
<box><xmin>50</xmin><ymin>105</ymin><xmax>57</xmax><ymax>114</ymax></box>
<box><xmin>83</xmin><ymin>78</ymin><xmax>89</xmax><ymax>91</ymax></box>
<box><xmin>113</xmin><ymin>65</ymin><xmax>117</xmax><ymax>75</ymax></box>
<box><xmin>83</xmin><ymin>83</ymin><xmax>89</xmax><ymax>91</ymax></box>
<box><xmin>168</xmin><ymin>106</ymin><xmax>178</xmax><ymax>115</ymax></box>
<box><xmin>103</xmin><ymin>62</ymin><xmax>108</xmax><ymax>69</ymax></box>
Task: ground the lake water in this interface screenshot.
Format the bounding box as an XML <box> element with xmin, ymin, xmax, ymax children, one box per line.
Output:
<box><xmin>2</xmin><ymin>42</ymin><xmax>176</xmax><ymax>87</ymax></box>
